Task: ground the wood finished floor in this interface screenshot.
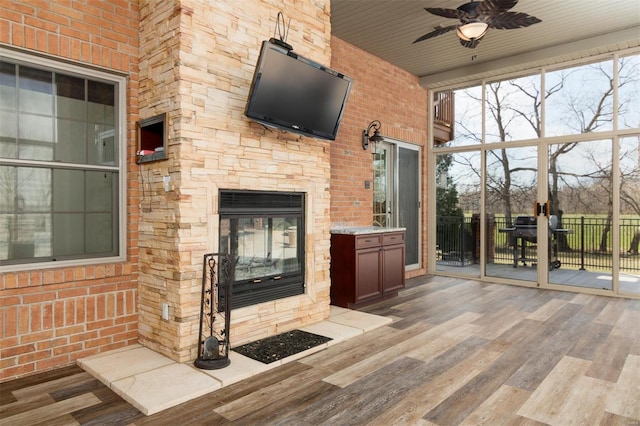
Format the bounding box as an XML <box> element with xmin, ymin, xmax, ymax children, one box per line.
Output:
<box><xmin>2</xmin><ymin>276</ymin><xmax>639</xmax><ymax>425</ymax></box>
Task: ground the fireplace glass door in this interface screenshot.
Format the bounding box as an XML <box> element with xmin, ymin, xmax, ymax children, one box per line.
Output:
<box><xmin>219</xmin><ymin>190</ymin><xmax>305</xmax><ymax>308</ymax></box>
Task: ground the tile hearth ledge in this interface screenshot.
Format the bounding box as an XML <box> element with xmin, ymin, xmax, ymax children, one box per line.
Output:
<box><xmin>77</xmin><ymin>306</ymin><xmax>392</xmax><ymax>416</ymax></box>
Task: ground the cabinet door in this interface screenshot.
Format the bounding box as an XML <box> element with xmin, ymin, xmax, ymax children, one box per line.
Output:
<box><xmin>382</xmin><ymin>244</ymin><xmax>405</xmax><ymax>293</ymax></box>
<box><xmin>356</xmin><ymin>247</ymin><xmax>382</xmax><ymax>302</ymax></box>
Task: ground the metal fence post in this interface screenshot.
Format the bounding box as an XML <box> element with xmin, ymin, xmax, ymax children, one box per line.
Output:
<box><xmin>459</xmin><ymin>217</ymin><xmax>464</xmax><ymax>267</ymax></box>
<box><xmin>580</xmin><ymin>216</ymin><xmax>586</xmax><ymax>270</ymax></box>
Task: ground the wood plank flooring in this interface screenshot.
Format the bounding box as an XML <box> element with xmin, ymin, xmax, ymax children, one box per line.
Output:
<box><xmin>2</xmin><ymin>276</ymin><xmax>639</xmax><ymax>425</ymax></box>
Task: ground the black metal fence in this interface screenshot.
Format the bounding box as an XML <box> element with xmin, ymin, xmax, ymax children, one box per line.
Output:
<box><xmin>437</xmin><ymin>215</ymin><xmax>640</xmax><ymax>273</ymax></box>
<box><xmin>436</xmin><ymin>216</ymin><xmax>475</xmax><ymax>266</ymax></box>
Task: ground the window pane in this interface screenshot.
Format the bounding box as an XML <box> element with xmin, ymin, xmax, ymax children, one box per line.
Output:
<box><xmin>0</xmin><ymin>166</ymin><xmax>15</xmax><ymax>212</ymax></box>
<box><xmin>485</xmin><ymin>75</ymin><xmax>541</xmax><ymax>143</ymax></box>
<box><xmin>53</xmin><ymin>169</ymin><xmax>84</xmax><ymax>212</ymax></box>
<box><xmin>18</xmin><ymin>113</ymin><xmax>54</xmax><ymax>160</ymax></box>
<box><xmin>19</xmin><ymin>66</ymin><xmax>53</xmax><ymax>114</ymax></box>
<box><xmin>0</xmin><ymin>111</ymin><xmax>17</xmax><ymax>158</ymax></box>
<box><xmin>86</xmin><ymin>213</ymin><xmax>113</xmax><ymax>253</ymax></box>
<box><xmin>546</xmin><ymin>60</ymin><xmax>614</xmax><ymax>136</ymax></box>
<box><xmin>18</xmin><ymin>167</ymin><xmax>51</xmax><ymax>212</ymax></box>
<box><xmin>0</xmin><ymin>61</ymin><xmax>17</xmax><ymax>110</ymax></box>
<box><xmin>448</xmin><ymin>86</ymin><xmax>482</xmax><ymax>147</ymax></box>
<box><xmin>87</xmin><ymin>80</ymin><xmax>116</xmax><ymax>166</ymax></box>
<box><xmin>619</xmin><ymin>54</ymin><xmax>640</xmax><ymax>130</ymax></box>
<box><xmin>0</xmin><ymin>166</ymin><xmax>52</xmax><ymax>261</ymax></box>
<box><xmin>89</xmin><ymin>125</ymin><xmax>116</xmax><ymax>165</ymax></box>
<box><xmin>53</xmin><ymin>213</ymin><xmax>84</xmax><ymax>256</ymax></box>
<box><xmin>56</xmin><ymin>74</ymin><xmax>85</xmax><ymax>120</ymax></box>
<box><xmin>56</xmin><ymin>119</ymin><xmax>86</xmax><ymax>163</ymax></box>
<box><xmin>86</xmin><ymin>171</ymin><xmax>113</xmax><ymax>211</ymax></box>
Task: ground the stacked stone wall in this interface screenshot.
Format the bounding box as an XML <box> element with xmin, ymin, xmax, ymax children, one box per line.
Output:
<box><xmin>136</xmin><ymin>0</ymin><xmax>333</xmax><ymax>359</ymax></box>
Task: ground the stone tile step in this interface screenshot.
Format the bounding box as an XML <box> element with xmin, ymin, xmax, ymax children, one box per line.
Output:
<box><xmin>76</xmin><ymin>307</ymin><xmax>391</xmax><ymax>416</ymax></box>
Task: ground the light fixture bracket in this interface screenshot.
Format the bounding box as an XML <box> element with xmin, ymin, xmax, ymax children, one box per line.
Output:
<box><xmin>362</xmin><ymin>120</ymin><xmax>383</xmax><ymax>150</ymax></box>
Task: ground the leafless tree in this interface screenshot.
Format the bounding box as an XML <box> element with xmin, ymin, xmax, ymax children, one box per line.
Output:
<box><xmin>454</xmin><ymin>55</ymin><xmax>639</xmax><ymax>252</ymax></box>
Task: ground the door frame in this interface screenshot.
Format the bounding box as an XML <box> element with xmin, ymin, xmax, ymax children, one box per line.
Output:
<box><xmin>375</xmin><ymin>138</ymin><xmax>422</xmax><ymax>271</ymax></box>
<box><xmin>429</xmin><ymin>133</ymin><xmax>632</xmax><ymax>296</ymax></box>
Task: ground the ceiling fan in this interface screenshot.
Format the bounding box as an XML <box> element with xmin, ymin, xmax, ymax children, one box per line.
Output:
<box><xmin>413</xmin><ymin>0</ymin><xmax>542</xmax><ymax>48</ymax></box>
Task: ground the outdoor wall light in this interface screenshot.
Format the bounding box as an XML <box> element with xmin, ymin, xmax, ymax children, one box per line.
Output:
<box><xmin>362</xmin><ymin>120</ymin><xmax>384</xmax><ymax>150</ymax></box>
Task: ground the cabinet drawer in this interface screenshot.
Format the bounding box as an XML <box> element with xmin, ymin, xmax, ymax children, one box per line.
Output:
<box><xmin>383</xmin><ymin>232</ymin><xmax>405</xmax><ymax>246</ymax></box>
<box><xmin>355</xmin><ymin>234</ymin><xmax>382</xmax><ymax>249</ymax></box>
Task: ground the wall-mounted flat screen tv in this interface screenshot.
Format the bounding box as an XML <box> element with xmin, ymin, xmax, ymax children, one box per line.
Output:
<box><xmin>245</xmin><ymin>39</ymin><xmax>352</xmax><ymax>141</ymax></box>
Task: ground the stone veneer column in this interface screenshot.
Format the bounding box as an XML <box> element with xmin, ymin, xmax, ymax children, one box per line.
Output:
<box><xmin>137</xmin><ymin>0</ymin><xmax>332</xmax><ymax>362</ymax></box>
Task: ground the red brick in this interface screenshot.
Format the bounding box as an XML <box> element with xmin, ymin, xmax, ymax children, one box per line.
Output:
<box><xmin>0</xmin><ymin>363</ymin><xmax>35</xmax><ymax>381</ymax></box>
<box><xmin>37</xmin><ymin>336</ymin><xmax>69</xmax><ymax>350</ymax></box>
<box><xmin>42</xmin><ymin>303</ymin><xmax>53</xmax><ymax>330</ymax></box>
<box><xmin>64</xmin><ymin>299</ymin><xmax>75</xmax><ymax>325</ymax></box>
<box><xmin>18</xmin><ymin>349</ymin><xmax>52</xmax><ymax>364</ymax></box>
<box><xmin>116</xmin><ymin>292</ymin><xmax>125</xmax><ymax>316</ymax></box>
<box><xmin>0</xmin><ymin>296</ymin><xmax>21</xmax><ymax>307</ymax></box>
<box><xmin>96</xmin><ymin>295</ymin><xmax>106</xmax><ymax>320</ymax></box>
<box><xmin>23</xmin><ymin>292</ymin><xmax>56</xmax><ymax>304</ymax></box>
<box><xmin>11</xmin><ymin>22</ymin><xmax>23</xmax><ymax>46</ymax></box>
<box><xmin>4</xmin><ymin>306</ymin><xmax>17</xmax><ymax>337</ymax></box>
<box><xmin>0</xmin><ymin>337</ymin><xmax>19</xmax><ymax>349</ymax></box>
<box><xmin>18</xmin><ymin>306</ymin><xmax>29</xmax><ymax>334</ymax></box>
<box><xmin>53</xmin><ymin>300</ymin><xmax>65</xmax><ymax>328</ymax></box>
<box><xmin>36</xmin><ymin>354</ymin><xmax>70</xmax><ymax>371</ymax></box>
<box><xmin>76</xmin><ymin>298</ymin><xmax>85</xmax><ymax>324</ymax></box>
<box><xmin>57</xmin><ymin>288</ymin><xmax>87</xmax><ymax>299</ymax></box>
<box><xmin>21</xmin><ymin>330</ymin><xmax>54</xmax><ymax>344</ymax></box>
<box><xmin>87</xmin><ymin>319</ymin><xmax>115</xmax><ymax>331</ymax></box>
<box><xmin>85</xmin><ymin>336</ymin><xmax>112</xmax><ymax>348</ymax></box>
<box><xmin>30</xmin><ymin>304</ymin><xmax>42</xmax><ymax>332</ymax></box>
<box><xmin>69</xmin><ymin>330</ymin><xmax>98</xmax><ymax>343</ymax></box>
<box><xmin>70</xmin><ymin>348</ymin><xmax>99</xmax><ymax>361</ymax></box>
<box><xmin>54</xmin><ymin>325</ymin><xmax>84</xmax><ymax>337</ymax></box>
<box><xmin>1</xmin><ymin>343</ymin><xmax>36</xmax><ymax>358</ymax></box>
<box><xmin>0</xmin><ymin>356</ymin><xmax>16</xmax><ymax>369</ymax></box>
<box><xmin>36</xmin><ymin>9</ymin><xmax>70</xmax><ymax>26</ymax></box>
<box><xmin>99</xmin><ymin>324</ymin><xmax>126</xmax><ymax>337</ymax></box>
<box><xmin>53</xmin><ymin>342</ymin><xmax>83</xmax><ymax>356</ymax></box>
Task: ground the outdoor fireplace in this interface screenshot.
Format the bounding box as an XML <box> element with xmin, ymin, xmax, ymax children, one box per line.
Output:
<box><xmin>219</xmin><ymin>190</ymin><xmax>305</xmax><ymax>309</ymax></box>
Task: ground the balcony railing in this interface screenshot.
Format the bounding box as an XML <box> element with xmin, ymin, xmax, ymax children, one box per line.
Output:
<box><xmin>433</xmin><ymin>90</ymin><xmax>454</xmax><ymax>144</ymax></box>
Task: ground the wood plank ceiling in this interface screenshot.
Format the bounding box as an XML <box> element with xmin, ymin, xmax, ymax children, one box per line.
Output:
<box><xmin>330</xmin><ymin>0</ymin><xmax>640</xmax><ymax>89</ymax></box>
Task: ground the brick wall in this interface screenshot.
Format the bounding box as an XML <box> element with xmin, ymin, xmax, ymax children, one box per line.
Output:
<box><xmin>330</xmin><ymin>36</ymin><xmax>430</xmax><ymax>277</ymax></box>
<box><xmin>0</xmin><ymin>1</ymin><xmax>140</xmax><ymax>382</ymax></box>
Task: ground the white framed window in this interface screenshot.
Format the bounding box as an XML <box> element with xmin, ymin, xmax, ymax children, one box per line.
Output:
<box><xmin>0</xmin><ymin>48</ymin><xmax>127</xmax><ymax>270</ymax></box>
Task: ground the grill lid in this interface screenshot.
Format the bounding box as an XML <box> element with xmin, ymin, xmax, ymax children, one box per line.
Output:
<box><xmin>514</xmin><ymin>216</ymin><xmax>536</xmax><ymax>227</ymax></box>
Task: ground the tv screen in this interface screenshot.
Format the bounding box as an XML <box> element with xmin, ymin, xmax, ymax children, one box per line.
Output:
<box><xmin>245</xmin><ymin>40</ymin><xmax>352</xmax><ymax>141</ymax></box>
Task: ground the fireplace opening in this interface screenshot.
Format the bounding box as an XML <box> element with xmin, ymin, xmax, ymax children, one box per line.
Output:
<box><xmin>219</xmin><ymin>190</ymin><xmax>305</xmax><ymax>309</ymax></box>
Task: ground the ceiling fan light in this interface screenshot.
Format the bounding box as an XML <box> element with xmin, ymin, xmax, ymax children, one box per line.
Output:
<box><xmin>457</xmin><ymin>22</ymin><xmax>489</xmax><ymax>41</ymax></box>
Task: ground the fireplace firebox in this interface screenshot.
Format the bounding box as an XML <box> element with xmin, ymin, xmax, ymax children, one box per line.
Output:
<box><xmin>219</xmin><ymin>190</ymin><xmax>305</xmax><ymax>309</ymax></box>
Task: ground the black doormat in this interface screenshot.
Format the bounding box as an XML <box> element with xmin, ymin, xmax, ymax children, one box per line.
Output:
<box><xmin>233</xmin><ymin>330</ymin><xmax>332</xmax><ymax>364</ymax></box>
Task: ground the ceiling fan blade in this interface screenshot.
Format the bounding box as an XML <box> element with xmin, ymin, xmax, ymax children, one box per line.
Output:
<box><xmin>488</xmin><ymin>11</ymin><xmax>542</xmax><ymax>29</ymax></box>
<box><xmin>424</xmin><ymin>7</ymin><xmax>467</xmax><ymax>20</ymax></box>
<box><xmin>477</xmin><ymin>0</ymin><xmax>518</xmax><ymax>15</ymax></box>
<box><xmin>413</xmin><ymin>24</ymin><xmax>459</xmax><ymax>43</ymax></box>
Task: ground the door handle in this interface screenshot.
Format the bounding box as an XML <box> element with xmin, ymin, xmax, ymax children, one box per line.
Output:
<box><xmin>534</xmin><ymin>200</ymin><xmax>550</xmax><ymax>218</ymax></box>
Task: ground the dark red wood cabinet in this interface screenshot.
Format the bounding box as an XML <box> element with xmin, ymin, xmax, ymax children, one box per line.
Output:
<box><xmin>330</xmin><ymin>231</ymin><xmax>405</xmax><ymax>308</ymax></box>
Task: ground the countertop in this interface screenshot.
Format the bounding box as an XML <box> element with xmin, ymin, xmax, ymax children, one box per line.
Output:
<box><xmin>330</xmin><ymin>226</ymin><xmax>406</xmax><ymax>235</ymax></box>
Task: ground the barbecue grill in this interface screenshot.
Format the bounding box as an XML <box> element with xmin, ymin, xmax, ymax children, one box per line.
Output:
<box><xmin>499</xmin><ymin>215</ymin><xmax>571</xmax><ymax>270</ymax></box>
